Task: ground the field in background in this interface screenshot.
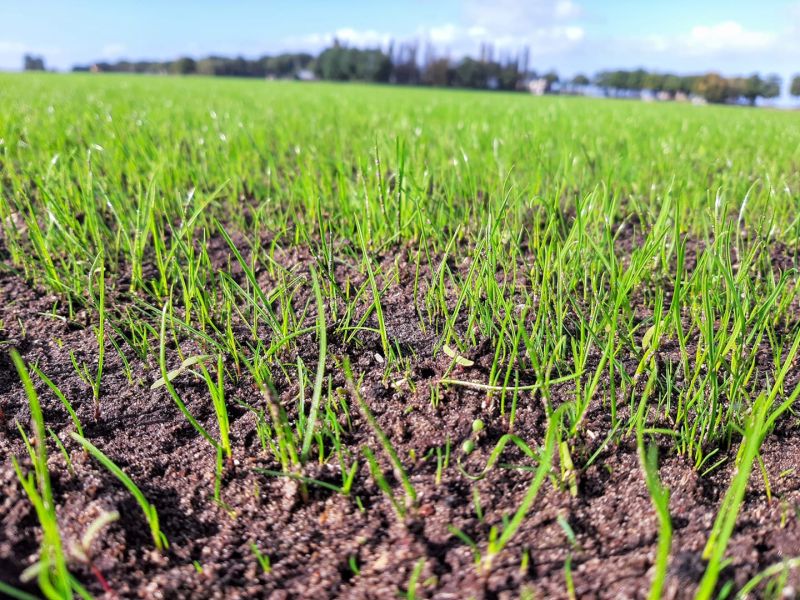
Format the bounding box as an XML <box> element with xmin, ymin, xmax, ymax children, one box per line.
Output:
<box><xmin>2</xmin><ymin>73</ymin><xmax>800</xmax><ymax>598</ymax></box>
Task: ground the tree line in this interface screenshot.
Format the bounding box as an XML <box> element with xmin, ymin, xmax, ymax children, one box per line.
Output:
<box><xmin>594</xmin><ymin>69</ymin><xmax>785</xmax><ymax>105</ymax></box>
<box><xmin>67</xmin><ymin>42</ymin><xmax>534</xmax><ymax>91</ymax></box>
<box><xmin>23</xmin><ymin>49</ymin><xmax>800</xmax><ymax>105</ymax></box>
<box><xmin>71</xmin><ymin>53</ymin><xmax>315</xmax><ymax>78</ymax></box>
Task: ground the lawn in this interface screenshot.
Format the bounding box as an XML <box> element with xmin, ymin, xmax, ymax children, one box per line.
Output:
<box><xmin>2</xmin><ymin>72</ymin><xmax>800</xmax><ymax>598</ymax></box>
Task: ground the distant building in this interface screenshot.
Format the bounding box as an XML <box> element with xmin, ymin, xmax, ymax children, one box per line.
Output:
<box><xmin>295</xmin><ymin>69</ymin><xmax>316</xmax><ymax>81</ymax></box>
<box><xmin>527</xmin><ymin>78</ymin><xmax>548</xmax><ymax>96</ymax></box>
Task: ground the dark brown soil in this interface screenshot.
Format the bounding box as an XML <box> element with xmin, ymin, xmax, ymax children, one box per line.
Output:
<box><xmin>2</xmin><ymin>236</ymin><xmax>800</xmax><ymax>600</ymax></box>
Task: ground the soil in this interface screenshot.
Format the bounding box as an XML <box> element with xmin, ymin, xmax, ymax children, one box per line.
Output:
<box><xmin>2</xmin><ymin>232</ymin><xmax>800</xmax><ymax>600</ymax></box>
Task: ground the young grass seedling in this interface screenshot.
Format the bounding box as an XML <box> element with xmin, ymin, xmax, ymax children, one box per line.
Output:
<box><xmin>300</xmin><ymin>267</ymin><xmax>327</xmax><ymax>462</ymax></box>
<box><xmin>356</xmin><ymin>222</ymin><xmax>393</xmax><ymax>366</ymax></box>
<box><xmin>70</xmin><ymin>433</ymin><xmax>168</xmax><ymax>551</ymax></box>
<box><xmin>251</xmin><ymin>544</ymin><xmax>271</xmax><ymax>574</ymax></box>
<box><xmin>696</xmin><ymin>392</ymin><xmax>770</xmax><ymax>600</ymax></box>
<box><xmin>158</xmin><ymin>302</ymin><xmax>221</xmax><ymax>453</ymax></box>
<box><xmin>90</xmin><ymin>251</ymin><xmax>106</xmax><ymax>419</ymax></box>
<box><xmin>30</xmin><ymin>364</ymin><xmax>84</xmax><ymax>438</ymax></box>
<box><xmin>343</xmin><ymin>357</ymin><xmax>416</xmax><ymax>514</ymax></box>
<box><xmin>0</xmin><ymin>581</ymin><xmax>39</xmax><ymax>600</ymax></box>
<box><xmin>478</xmin><ymin>403</ymin><xmax>569</xmax><ymax>574</ymax></box>
<box><xmin>200</xmin><ymin>354</ymin><xmax>231</xmax><ymax>460</ymax></box>
<box><xmin>636</xmin><ymin>416</ymin><xmax>672</xmax><ymax>600</ymax></box>
<box><xmin>405</xmin><ymin>557</ymin><xmax>427</xmax><ymax>600</ymax></box>
<box><xmin>10</xmin><ymin>350</ymin><xmax>78</xmax><ymax>600</ymax></box>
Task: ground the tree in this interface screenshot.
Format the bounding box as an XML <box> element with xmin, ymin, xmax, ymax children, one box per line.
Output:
<box><xmin>628</xmin><ymin>68</ymin><xmax>647</xmax><ymax>92</ymax></box>
<box><xmin>572</xmin><ymin>74</ymin><xmax>589</xmax><ymax>86</ymax></box>
<box><xmin>453</xmin><ymin>58</ymin><xmax>489</xmax><ymax>89</ymax></box>
<box><xmin>593</xmin><ymin>71</ymin><xmax>613</xmax><ymax>95</ymax></box>
<box><xmin>390</xmin><ymin>41</ymin><xmax>419</xmax><ymax>84</ymax></box>
<box><xmin>761</xmin><ymin>74</ymin><xmax>781</xmax><ymax>102</ymax></box>
<box><xmin>571</xmin><ymin>74</ymin><xmax>590</xmax><ymax>93</ymax></box>
<box><xmin>170</xmin><ymin>57</ymin><xmax>196</xmax><ymax>75</ymax></box>
<box><xmin>315</xmin><ymin>44</ymin><xmax>352</xmax><ymax>80</ymax></box>
<box><xmin>421</xmin><ymin>57</ymin><xmax>452</xmax><ymax>87</ymax></box>
<box><xmin>662</xmin><ymin>74</ymin><xmax>682</xmax><ymax>96</ymax></box>
<box><xmin>496</xmin><ymin>63</ymin><xmax>520</xmax><ymax>91</ymax></box>
<box><xmin>643</xmin><ymin>72</ymin><xmax>666</xmax><ymax>92</ymax></box>
<box><xmin>742</xmin><ymin>74</ymin><xmax>763</xmax><ymax>106</ymax></box>
<box><xmin>354</xmin><ymin>49</ymin><xmax>392</xmax><ymax>82</ymax></box>
<box><xmin>314</xmin><ymin>44</ymin><xmax>392</xmax><ymax>83</ymax></box>
<box><xmin>23</xmin><ymin>54</ymin><xmax>45</xmax><ymax>71</ymax></box>
<box><xmin>693</xmin><ymin>73</ymin><xmax>732</xmax><ymax>104</ymax></box>
<box><xmin>678</xmin><ymin>76</ymin><xmax>696</xmax><ymax>95</ymax></box>
<box><xmin>737</xmin><ymin>73</ymin><xmax>781</xmax><ymax>105</ymax></box>
<box><xmin>195</xmin><ymin>58</ymin><xmax>220</xmax><ymax>76</ymax></box>
<box><xmin>791</xmin><ymin>75</ymin><xmax>800</xmax><ymax>98</ymax></box>
<box><xmin>543</xmin><ymin>70</ymin><xmax>559</xmax><ymax>93</ymax></box>
<box><xmin>262</xmin><ymin>53</ymin><xmax>313</xmax><ymax>78</ymax></box>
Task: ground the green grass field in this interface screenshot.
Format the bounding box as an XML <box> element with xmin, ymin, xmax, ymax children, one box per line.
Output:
<box><xmin>2</xmin><ymin>72</ymin><xmax>800</xmax><ymax>598</ymax></box>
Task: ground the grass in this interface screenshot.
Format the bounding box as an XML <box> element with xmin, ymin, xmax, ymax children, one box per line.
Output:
<box><xmin>10</xmin><ymin>351</ymin><xmax>80</xmax><ymax>600</ymax></box>
<box><xmin>70</xmin><ymin>433</ymin><xmax>168</xmax><ymax>551</ymax></box>
<box><xmin>300</xmin><ymin>267</ymin><xmax>327</xmax><ymax>461</ymax></box>
<box><xmin>157</xmin><ymin>302</ymin><xmax>221</xmax><ymax>453</ymax></box>
<box><xmin>637</xmin><ymin>411</ymin><xmax>673</xmax><ymax>600</ymax></box>
<box><xmin>2</xmin><ymin>72</ymin><xmax>800</xmax><ymax>596</ymax></box>
<box><xmin>344</xmin><ymin>357</ymin><xmax>417</xmax><ymax>516</ymax></box>
<box><xmin>696</xmin><ymin>394</ymin><xmax>769</xmax><ymax>600</ymax></box>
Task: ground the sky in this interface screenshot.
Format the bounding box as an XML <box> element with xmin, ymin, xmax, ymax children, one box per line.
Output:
<box><xmin>2</xmin><ymin>0</ymin><xmax>800</xmax><ymax>83</ymax></box>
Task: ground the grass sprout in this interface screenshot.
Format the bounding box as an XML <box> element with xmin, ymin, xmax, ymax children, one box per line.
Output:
<box><xmin>70</xmin><ymin>432</ymin><xmax>168</xmax><ymax>551</ymax></box>
<box><xmin>344</xmin><ymin>357</ymin><xmax>416</xmax><ymax>514</ymax></box>
<box><xmin>10</xmin><ymin>350</ymin><xmax>79</xmax><ymax>600</ymax></box>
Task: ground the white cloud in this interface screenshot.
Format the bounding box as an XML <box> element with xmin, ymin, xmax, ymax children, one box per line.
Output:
<box><xmin>428</xmin><ymin>24</ymin><xmax>459</xmax><ymax>44</ymax></box>
<box><xmin>288</xmin><ymin>28</ymin><xmax>393</xmax><ymax>50</ymax></box>
<box><xmin>554</xmin><ymin>0</ymin><xmax>582</xmax><ymax>20</ymax></box>
<box><xmin>685</xmin><ymin>21</ymin><xmax>775</xmax><ymax>53</ymax></box>
<box><xmin>415</xmin><ymin>24</ymin><xmax>584</xmax><ymax>57</ymax></box>
<box><xmin>463</xmin><ymin>0</ymin><xmax>583</xmax><ymax>35</ymax></box>
<box><xmin>285</xmin><ymin>21</ymin><xmax>584</xmax><ymax>60</ymax></box>
<box><xmin>444</xmin><ymin>0</ymin><xmax>586</xmax><ymax>56</ymax></box>
<box><xmin>277</xmin><ymin>3</ymin><xmax>793</xmax><ymax>74</ymax></box>
<box><xmin>643</xmin><ymin>21</ymin><xmax>778</xmax><ymax>57</ymax></box>
<box><xmin>281</xmin><ymin>0</ymin><xmax>586</xmax><ymax>60</ymax></box>
<box><xmin>466</xmin><ymin>26</ymin><xmax>487</xmax><ymax>38</ymax></box>
<box><xmin>333</xmin><ymin>28</ymin><xmax>393</xmax><ymax>47</ymax></box>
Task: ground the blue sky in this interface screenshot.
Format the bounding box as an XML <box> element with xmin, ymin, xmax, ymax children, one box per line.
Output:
<box><xmin>2</xmin><ymin>0</ymin><xmax>799</xmax><ymax>80</ymax></box>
